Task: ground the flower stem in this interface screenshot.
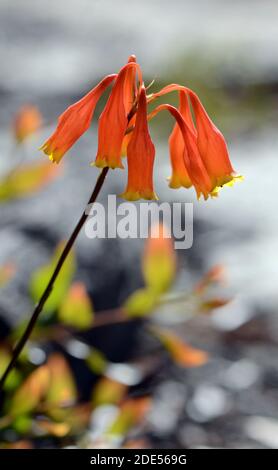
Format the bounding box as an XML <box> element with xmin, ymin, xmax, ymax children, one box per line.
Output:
<box><xmin>0</xmin><ymin>167</ymin><xmax>109</xmax><ymax>393</ymax></box>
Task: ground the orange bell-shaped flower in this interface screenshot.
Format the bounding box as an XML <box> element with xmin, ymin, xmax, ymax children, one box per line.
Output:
<box><xmin>189</xmin><ymin>91</ymin><xmax>239</xmax><ymax>190</ymax></box>
<box><xmin>94</xmin><ymin>60</ymin><xmax>141</xmax><ymax>170</ymax></box>
<box><xmin>168</xmin><ymin>91</ymin><xmax>195</xmax><ymax>189</ymax></box>
<box><xmin>149</xmin><ymin>102</ymin><xmax>212</xmax><ymax>199</ymax></box>
<box><xmin>121</xmin><ymin>87</ymin><xmax>157</xmax><ymax>201</ymax></box>
<box><xmin>40</xmin><ymin>74</ymin><xmax>115</xmax><ymax>163</ymax></box>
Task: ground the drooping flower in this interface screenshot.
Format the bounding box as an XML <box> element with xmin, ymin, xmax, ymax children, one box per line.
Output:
<box><xmin>168</xmin><ymin>91</ymin><xmax>194</xmax><ymax>190</ymax></box>
<box><xmin>188</xmin><ymin>91</ymin><xmax>241</xmax><ymax>191</ymax></box>
<box><xmin>149</xmin><ymin>102</ymin><xmax>213</xmax><ymax>199</ymax></box>
<box><xmin>13</xmin><ymin>105</ymin><xmax>42</xmax><ymax>144</ymax></box>
<box><xmin>40</xmin><ymin>74</ymin><xmax>116</xmax><ymax>163</ymax></box>
<box><xmin>121</xmin><ymin>86</ymin><xmax>157</xmax><ymax>200</ymax></box>
<box><xmin>94</xmin><ymin>60</ymin><xmax>142</xmax><ymax>169</ymax></box>
<box><xmin>148</xmin><ymin>83</ymin><xmax>241</xmax><ymax>198</ymax></box>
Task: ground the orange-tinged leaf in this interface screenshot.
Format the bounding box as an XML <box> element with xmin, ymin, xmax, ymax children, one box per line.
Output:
<box><xmin>13</xmin><ymin>105</ymin><xmax>42</xmax><ymax>143</ymax></box>
<box><xmin>10</xmin><ymin>365</ymin><xmax>50</xmax><ymax>416</ymax></box>
<box><xmin>143</xmin><ymin>223</ymin><xmax>176</xmax><ymax>294</ymax></box>
<box><xmin>36</xmin><ymin>420</ymin><xmax>71</xmax><ymax>437</ymax></box>
<box><xmin>58</xmin><ymin>282</ymin><xmax>93</xmax><ymax>329</ymax></box>
<box><xmin>108</xmin><ymin>397</ymin><xmax>151</xmax><ymax>437</ymax></box>
<box><xmin>92</xmin><ymin>377</ymin><xmax>127</xmax><ymax>407</ymax></box>
<box><xmin>195</xmin><ymin>265</ymin><xmax>226</xmax><ymax>294</ymax></box>
<box><xmin>0</xmin><ymin>262</ymin><xmax>16</xmax><ymax>287</ymax></box>
<box><xmin>1</xmin><ymin>440</ymin><xmax>33</xmax><ymax>449</ymax></box>
<box><xmin>200</xmin><ymin>297</ymin><xmax>231</xmax><ymax>313</ymax></box>
<box><xmin>64</xmin><ymin>404</ymin><xmax>91</xmax><ymax>432</ymax></box>
<box><xmin>46</xmin><ymin>353</ymin><xmax>77</xmax><ymax>406</ymax></box>
<box><xmin>48</xmin><ymin>404</ymin><xmax>90</xmax><ymax>432</ymax></box>
<box><xmin>0</xmin><ymin>161</ymin><xmax>61</xmax><ymax>202</ymax></box>
<box><xmin>153</xmin><ymin>327</ymin><xmax>208</xmax><ymax>367</ymax></box>
<box><xmin>123</xmin><ymin>438</ymin><xmax>149</xmax><ymax>449</ymax></box>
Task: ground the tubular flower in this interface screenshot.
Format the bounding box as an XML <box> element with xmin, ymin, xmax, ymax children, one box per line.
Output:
<box><xmin>40</xmin><ymin>74</ymin><xmax>116</xmax><ymax>163</ymax></box>
<box><xmin>120</xmin><ymin>55</ymin><xmax>138</xmax><ymax>157</ymax></box>
<box><xmin>149</xmin><ymin>103</ymin><xmax>213</xmax><ymax>199</ymax></box>
<box><xmin>40</xmin><ymin>55</ymin><xmax>241</xmax><ymax>200</ymax></box>
<box><xmin>121</xmin><ymin>87</ymin><xmax>157</xmax><ymax>201</ymax></box>
<box><xmin>94</xmin><ymin>60</ymin><xmax>142</xmax><ymax>169</ymax></box>
<box><xmin>123</xmin><ymin>55</ymin><xmax>138</xmax><ymax>116</ymax></box>
<box><xmin>188</xmin><ymin>91</ymin><xmax>241</xmax><ymax>191</ymax></box>
<box><xmin>168</xmin><ymin>91</ymin><xmax>194</xmax><ymax>189</ymax></box>
<box><xmin>148</xmin><ymin>83</ymin><xmax>241</xmax><ymax>198</ymax></box>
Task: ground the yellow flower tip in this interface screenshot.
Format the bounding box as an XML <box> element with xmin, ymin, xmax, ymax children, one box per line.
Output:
<box><xmin>209</xmin><ymin>188</ymin><xmax>220</xmax><ymax>199</ymax></box>
<box><xmin>48</xmin><ymin>151</ymin><xmax>64</xmax><ymax>164</ymax></box>
<box><xmin>168</xmin><ymin>175</ymin><xmax>192</xmax><ymax>190</ymax></box>
<box><xmin>198</xmin><ymin>192</ymin><xmax>209</xmax><ymax>201</ymax></box>
<box><xmin>94</xmin><ymin>157</ymin><xmax>124</xmax><ymax>170</ymax></box>
<box><xmin>208</xmin><ymin>173</ymin><xmax>244</xmax><ymax>199</ymax></box>
<box><xmin>119</xmin><ymin>191</ymin><xmax>141</xmax><ymax>201</ymax></box>
<box><xmin>168</xmin><ymin>181</ymin><xmax>180</xmax><ymax>190</ymax></box>
<box><xmin>144</xmin><ymin>190</ymin><xmax>159</xmax><ymax>201</ymax></box>
<box><xmin>120</xmin><ymin>190</ymin><xmax>158</xmax><ymax>201</ymax></box>
<box><xmin>39</xmin><ymin>142</ymin><xmax>63</xmax><ymax>164</ymax></box>
<box><xmin>216</xmin><ymin>173</ymin><xmax>243</xmax><ymax>188</ymax></box>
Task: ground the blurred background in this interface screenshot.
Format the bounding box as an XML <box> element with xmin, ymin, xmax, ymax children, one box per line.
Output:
<box><xmin>1</xmin><ymin>0</ymin><xmax>278</xmax><ymax>449</ymax></box>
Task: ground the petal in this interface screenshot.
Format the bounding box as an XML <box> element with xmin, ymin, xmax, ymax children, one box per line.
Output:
<box><xmin>40</xmin><ymin>74</ymin><xmax>116</xmax><ymax>163</ymax></box>
<box><xmin>94</xmin><ymin>61</ymin><xmax>142</xmax><ymax>170</ymax></box>
<box><xmin>149</xmin><ymin>83</ymin><xmax>241</xmax><ymax>196</ymax></box>
<box><xmin>168</xmin><ymin>92</ymin><xmax>193</xmax><ymax>189</ymax></box>
<box><xmin>123</xmin><ymin>55</ymin><xmax>138</xmax><ymax>116</ymax></box>
<box><xmin>149</xmin><ymin>103</ymin><xmax>213</xmax><ymax>199</ymax></box>
<box><xmin>189</xmin><ymin>92</ymin><xmax>237</xmax><ymax>188</ymax></box>
<box><xmin>121</xmin><ymin>87</ymin><xmax>157</xmax><ymax>201</ymax></box>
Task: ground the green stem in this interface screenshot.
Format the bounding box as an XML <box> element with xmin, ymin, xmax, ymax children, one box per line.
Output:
<box><xmin>0</xmin><ymin>167</ymin><xmax>109</xmax><ymax>393</ymax></box>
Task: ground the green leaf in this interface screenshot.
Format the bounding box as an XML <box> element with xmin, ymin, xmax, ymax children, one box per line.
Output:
<box><xmin>45</xmin><ymin>353</ymin><xmax>77</xmax><ymax>407</ymax></box>
<box><xmin>10</xmin><ymin>365</ymin><xmax>50</xmax><ymax>417</ymax></box>
<box><xmin>142</xmin><ymin>223</ymin><xmax>176</xmax><ymax>294</ymax></box>
<box><xmin>86</xmin><ymin>348</ymin><xmax>108</xmax><ymax>374</ymax></box>
<box><xmin>152</xmin><ymin>327</ymin><xmax>208</xmax><ymax>368</ymax></box>
<box><xmin>58</xmin><ymin>282</ymin><xmax>93</xmax><ymax>329</ymax></box>
<box><xmin>92</xmin><ymin>377</ymin><xmax>127</xmax><ymax>407</ymax></box>
<box><xmin>13</xmin><ymin>416</ymin><xmax>33</xmax><ymax>434</ymax></box>
<box><xmin>124</xmin><ymin>288</ymin><xmax>158</xmax><ymax>317</ymax></box>
<box><xmin>108</xmin><ymin>397</ymin><xmax>151</xmax><ymax>437</ymax></box>
<box><xmin>36</xmin><ymin>420</ymin><xmax>71</xmax><ymax>437</ymax></box>
<box><xmin>29</xmin><ymin>243</ymin><xmax>76</xmax><ymax>314</ymax></box>
<box><xmin>0</xmin><ymin>161</ymin><xmax>61</xmax><ymax>202</ymax></box>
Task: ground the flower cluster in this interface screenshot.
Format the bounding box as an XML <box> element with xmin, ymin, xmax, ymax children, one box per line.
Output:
<box><xmin>40</xmin><ymin>55</ymin><xmax>241</xmax><ymax>200</ymax></box>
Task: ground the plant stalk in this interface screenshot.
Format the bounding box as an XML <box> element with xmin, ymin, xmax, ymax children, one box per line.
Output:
<box><xmin>0</xmin><ymin>167</ymin><xmax>109</xmax><ymax>393</ymax></box>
